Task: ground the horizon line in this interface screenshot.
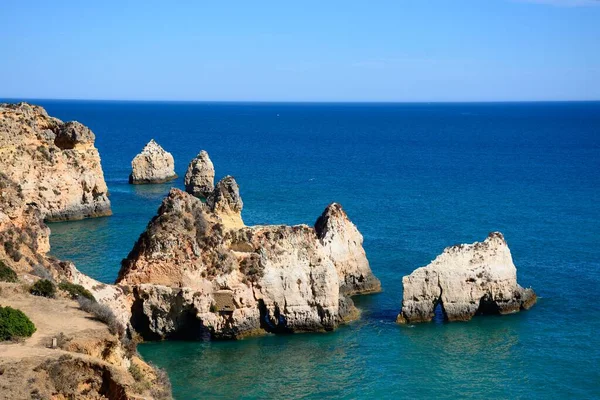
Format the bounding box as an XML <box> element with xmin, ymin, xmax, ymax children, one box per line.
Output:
<box><xmin>1</xmin><ymin>97</ymin><xmax>599</xmax><ymax>105</ymax></box>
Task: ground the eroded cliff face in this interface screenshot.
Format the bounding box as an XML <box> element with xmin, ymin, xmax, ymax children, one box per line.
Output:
<box><xmin>0</xmin><ymin>173</ymin><xmax>55</xmax><ymax>272</ymax></box>
<box><xmin>116</xmin><ymin>177</ymin><xmax>379</xmax><ymax>339</ymax></box>
<box><xmin>0</xmin><ymin>102</ymin><xmax>111</xmax><ymax>221</ymax></box>
<box><xmin>396</xmin><ymin>232</ymin><xmax>536</xmax><ymax>324</ymax></box>
<box><xmin>129</xmin><ymin>139</ymin><xmax>177</xmax><ymax>184</ymax></box>
<box><xmin>315</xmin><ymin>203</ymin><xmax>381</xmax><ymax>295</ymax></box>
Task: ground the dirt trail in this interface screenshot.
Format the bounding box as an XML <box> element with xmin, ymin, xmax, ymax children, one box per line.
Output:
<box><xmin>0</xmin><ymin>283</ymin><xmax>110</xmax><ymax>360</ymax></box>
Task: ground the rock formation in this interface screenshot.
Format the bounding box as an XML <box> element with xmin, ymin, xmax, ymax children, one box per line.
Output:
<box><xmin>0</xmin><ymin>173</ymin><xmax>52</xmax><ymax>271</ymax></box>
<box><xmin>206</xmin><ymin>175</ymin><xmax>244</xmax><ymax>229</ymax></box>
<box><xmin>116</xmin><ymin>178</ymin><xmax>380</xmax><ymax>339</ymax></box>
<box><xmin>184</xmin><ymin>150</ymin><xmax>215</xmax><ymax>198</ymax></box>
<box><xmin>0</xmin><ymin>102</ymin><xmax>111</xmax><ymax>221</ymax></box>
<box><xmin>0</xmin><ymin>177</ymin><xmax>171</xmax><ymax>398</ymax></box>
<box><xmin>396</xmin><ymin>232</ymin><xmax>536</xmax><ymax>324</ymax></box>
<box><xmin>315</xmin><ymin>203</ymin><xmax>381</xmax><ymax>295</ymax></box>
<box><xmin>129</xmin><ymin>139</ymin><xmax>177</xmax><ymax>184</ymax></box>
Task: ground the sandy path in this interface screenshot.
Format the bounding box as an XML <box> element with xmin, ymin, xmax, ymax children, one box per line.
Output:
<box><xmin>0</xmin><ymin>283</ymin><xmax>109</xmax><ymax>360</ymax></box>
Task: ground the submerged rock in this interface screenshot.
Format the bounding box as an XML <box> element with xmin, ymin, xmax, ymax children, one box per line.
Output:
<box><xmin>129</xmin><ymin>139</ymin><xmax>177</xmax><ymax>184</ymax></box>
<box><xmin>0</xmin><ymin>102</ymin><xmax>111</xmax><ymax>221</ymax></box>
<box><xmin>396</xmin><ymin>232</ymin><xmax>536</xmax><ymax>324</ymax></box>
<box><xmin>117</xmin><ymin>180</ymin><xmax>380</xmax><ymax>339</ymax></box>
<box><xmin>184</xmin><ymin>150</ymin><xmax>215</xmax><ymax>198</ymax></box>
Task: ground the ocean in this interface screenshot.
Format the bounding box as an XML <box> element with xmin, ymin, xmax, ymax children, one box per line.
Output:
<box><xmin>27</xmin><ymin>100</ymin><xmax>600</xmax><ymax>399</ymax></box>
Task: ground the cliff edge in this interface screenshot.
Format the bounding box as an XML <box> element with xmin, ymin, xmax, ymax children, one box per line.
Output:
<box><xmin>0</xmin><ymin>102</ymin><xmax>111</xmax><ymax>221</ymax></box>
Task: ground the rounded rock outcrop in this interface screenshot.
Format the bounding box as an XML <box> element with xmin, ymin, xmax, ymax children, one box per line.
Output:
<box><xmin>129</xmin><ymin>139</ymin><xmax>177</xmax><ymax>184</ymax></box>
<box><xmin>184</xmin><ymin>150</ymin><xmax>215</xmax><ymax>198</ymax></box>
<box><xmin>396</xmin><ymin>232</ymin><xmax>536</xmax><ymax>324</ymax></box>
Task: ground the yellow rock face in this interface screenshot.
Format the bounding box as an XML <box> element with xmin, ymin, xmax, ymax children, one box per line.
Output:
<box><xmin>0</xmin><ymin>102</ymin><xmax>111</xmax><ymax>221</ymax></box>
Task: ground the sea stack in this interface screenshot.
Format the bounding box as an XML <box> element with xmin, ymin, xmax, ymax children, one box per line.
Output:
<box><xmin>129</xmin><ymin>139</ymin><xmax>177</xmax><ymax>184</ymax></box>
<box><xmin>397</xmin><ymin>232</ymin><xmax>536</xmax><ymax>324</ymax></box>
<box><xmin>0</xmin><ymin>102</ymin><xmax>111</xmax><ymax>221</ymax></box>
<box><xmin>184</xmin><ymin>150</ymin><xmax>215</xmax><ymax>198</ymax></box>
<box><xmin>116</xmin><ymin>172</ymin><xmax>380</xmax><ymax>339</ymax></box>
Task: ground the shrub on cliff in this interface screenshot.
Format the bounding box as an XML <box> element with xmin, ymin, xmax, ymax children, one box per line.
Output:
<box><xmin>77</xmin><ymin>297</ymin><xmax>123</xmax><ymax>337</ymax></box>
<box><xmin>30</xmin><ymin>279</ymin><xmax>56</xmax><ymax>298</ymax></box>
<box><xmin>58</xmin><ymin>282</ymin><xmax>95</xmax><ymax>301</ymax></box>
<box><xmin>3</xmin><ymin>240</ymin><xmax>22</xmax><ymax>262</ymax></box>
<box><xmin>0</xmin><ymin>306</ymin><xmax>36</xmax><ymax>341</ymax></box>
<box><xmin>150</xmin><ymin>363</ymin><xmax>173</xmax><ymax>400</ymax></box>
<box><xmin>32</xmin><ymin>265</ymin><xmax>54</xmax><ymax>281</ymax></box>
<box><xmin>0</xmin><ymin>260</ymin><xmax>18</xmax><ymax>283</ymax></box>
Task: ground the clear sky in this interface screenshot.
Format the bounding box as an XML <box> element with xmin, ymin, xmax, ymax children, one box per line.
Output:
<box><xmin>1</xmin><ymin>0</ymin><xmax>599</xmax><ymax>102</ymax></box>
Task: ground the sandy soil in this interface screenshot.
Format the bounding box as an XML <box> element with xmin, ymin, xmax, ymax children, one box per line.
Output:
<box><xmin>0</xmin><ymin>283</ymin><xmax>110</xmax><ymax>360</ymax></box>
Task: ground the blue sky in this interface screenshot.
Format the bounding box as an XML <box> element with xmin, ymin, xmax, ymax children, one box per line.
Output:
<box><xmin>1</xmin><ymin>0</ymin><xmax>599</xmax><ymax>101</ymax></box>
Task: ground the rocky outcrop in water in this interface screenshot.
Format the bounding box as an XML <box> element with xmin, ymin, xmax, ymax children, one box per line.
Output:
<box><xmin>0</xmin><ymin>102</ymin><xmax>111</xmax><ymax>221</ymax></box>
<box><xmin>184</xmin><ymin>150</ymin><xmax>215</xmax><ymax>198</ymax></box>
<box><xmin>129</xmin><ymin>139</ymin><xmax>177</xmax><ymax>184</ymax></box>
<box><xmin>116</xmin><ymin>178</ymin><xmax>380</xmax><ymax>339</ymax></box>
<box><xmin>396</xmin><ymin>232</ymin><xmax>536</xmax><ymax>324</ymax></box>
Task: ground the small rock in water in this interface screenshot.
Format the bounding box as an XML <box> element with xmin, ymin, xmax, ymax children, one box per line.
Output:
<box><xmin>129</xmin><ymin>139</ymin><xmax>177</xmax><ymax>184</ymax></box>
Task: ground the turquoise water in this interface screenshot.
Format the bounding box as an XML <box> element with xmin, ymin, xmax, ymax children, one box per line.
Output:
<box><xmin>26</xmin><ymin>100</ymin><xmax>600</xmax><ymax>398</ymax></box>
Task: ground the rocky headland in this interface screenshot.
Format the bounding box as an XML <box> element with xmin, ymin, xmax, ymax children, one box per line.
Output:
<box><xmin>129</xmin><ymin>140</ymin><xmax>177</xmax><ymax>184</ymax></box>
<box><xmin>0</xmin><ymin>104</ymin><xmax>169</xmax><ymax>399</ymax></box>
<box><xmin>396</xmin><ymin>232</ymin><xmax>536</xmax><ymax>324</ymax></box>
<box><xmin>0</xmin><ymin>172</ymin><xmax>171</xmax><ymax>399</ymax></box>
<box><xmin>0</xmin><ymin>102</ymin><xmax>111</xmax><ymax>221</ymax></box>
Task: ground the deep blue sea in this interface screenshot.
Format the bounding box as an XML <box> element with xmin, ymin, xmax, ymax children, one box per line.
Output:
<box><xmin>21</xmin><ymin>100</ymin><xmax>600</xmax><ymax>398</ymax></box>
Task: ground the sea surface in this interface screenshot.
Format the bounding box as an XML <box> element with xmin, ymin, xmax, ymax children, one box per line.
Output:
<box><xmin>20</xmin><ymin>100</ymin><xmax>600</xmax><ymax>399</ymax></box>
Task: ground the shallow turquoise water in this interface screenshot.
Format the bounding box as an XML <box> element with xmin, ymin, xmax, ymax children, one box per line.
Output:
<box><xmin>26</xmin><ymin>100</ymin><xmax>600</xmax><ymax>398</ymax></box>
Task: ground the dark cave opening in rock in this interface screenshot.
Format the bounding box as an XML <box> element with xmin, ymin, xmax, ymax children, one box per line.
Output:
<box><xmin>258</xmin><ymin>300</ymin><xmax>292</xmax><ymax>334</ymax></box>
<box><xmin>130</xmin><ymin>297</ymin><xmax>162</xmax><ymax>341</ymax></box>
<box><xmin>168</xmin><ymin>310</ymin><xmax>212</xmax><ymax>341</ymax></box>
<box><xmin>433</xmin><ymin>300</ymin><xmax>448</xmax><ymax>323</ymax></box>
<box><xmin>476</xmin><ymin>294</ymin><xmax>501</xmax><ymax>316</ymax></box>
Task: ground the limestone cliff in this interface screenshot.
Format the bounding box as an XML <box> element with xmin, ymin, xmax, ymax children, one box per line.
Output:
<box><xmin>184</xmin><ymin>150</ymin><xmax>215</xmax><ymax>198</ymax></box>
<box><xmin>0</xmin><ymin>173</ymin><xmax>58</xmax><ymax>273</ymax></box>
<box><xmin>315</xmin><ymin>203</ymin><xmax>381</xmax><ymax>295</ymax></box>
<box><xmin>129</xmin><ymin>139</ymin><xmax>177</xmax><ymax>184</ymax></box>
<box><xmin>116</xmin><ymin>179</ymin><xmax>380</xmax><ymax>339</ymax></box>
<box><xmin>396</xmin><ymin>232</ymin><xmax>536</xmax><ymax>324</ymax></box>
<box><xmin>0</xmin><ymin>102</ymin><xmax>111</xmax><ymax>221</ymax></box>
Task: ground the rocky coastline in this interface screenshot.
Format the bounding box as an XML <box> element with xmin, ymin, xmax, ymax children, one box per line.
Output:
<box><xmin>0</xmin><ymin>104</ymin><xmax>168</xmax><ymax>399</ymax></box>
<box><xmin>0</xmin><ymin>102</ymin><xmax>539</xmax><ymax>398</ymax></box>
